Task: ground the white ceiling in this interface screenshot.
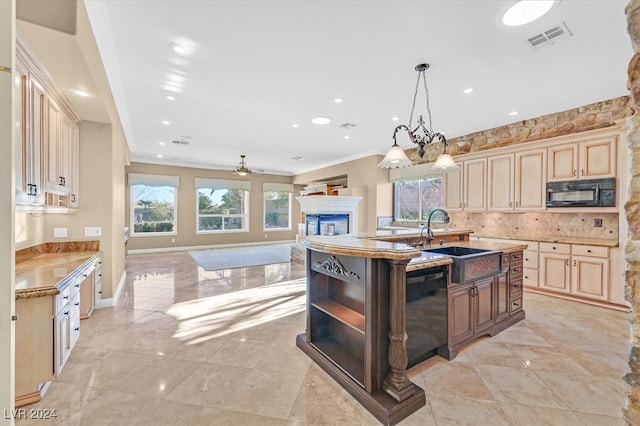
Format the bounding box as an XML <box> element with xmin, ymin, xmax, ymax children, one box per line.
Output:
<box><xmin>20</xmin><ymin>1</ymin><xmax>636</xmax><ymax>176</ymax></box>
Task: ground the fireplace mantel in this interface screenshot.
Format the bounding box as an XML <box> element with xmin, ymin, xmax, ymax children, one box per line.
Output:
<box><xmin>296</xmin><ymin>195</ymin><xmax>363</xmax><ymax>234</ymax></box>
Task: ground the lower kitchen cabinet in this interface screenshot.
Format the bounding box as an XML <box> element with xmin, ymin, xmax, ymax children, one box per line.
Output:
<box><xmin>15</xmin><ymin>295</ymin><xmax>54</xmax><ymax>407</ymax></box>
<box><xmin>571</xmin><ymin>245</ymin><xmax>609</xmax><ymax>301</ymax></box>
<box><xmin>539</xmin><ymin>242</ymin><xmax>571</xmax><ymax>294</ymax></box>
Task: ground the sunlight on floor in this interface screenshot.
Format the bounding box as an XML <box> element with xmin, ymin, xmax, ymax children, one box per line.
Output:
<box><xmin>165</xmin><ymin>277</ymin><xmax>306</xmax><ymax>344</ymax></box>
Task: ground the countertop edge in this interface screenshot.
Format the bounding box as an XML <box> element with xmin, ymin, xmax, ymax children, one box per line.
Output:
<box><xmin>473</xmin><ymin>234</ymin><xmax>619</xmax><ymax>247</ymax></box>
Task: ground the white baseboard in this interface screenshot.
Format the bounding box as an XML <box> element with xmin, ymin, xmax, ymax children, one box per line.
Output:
<box><xmin>95</xmin><ymin>270</ymin><xmax>126</xmax><ymax>309</ymax></box>
<box><xmin>127</xmin><ymin>240</ymin><xmax>297</xmax><ymax>255</ymax></box>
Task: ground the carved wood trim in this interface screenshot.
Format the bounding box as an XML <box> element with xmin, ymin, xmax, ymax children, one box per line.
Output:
<box><xmin>313</xmin><ymin>255</ymin><xmax>360</xmax><ymax>280</ymax></box>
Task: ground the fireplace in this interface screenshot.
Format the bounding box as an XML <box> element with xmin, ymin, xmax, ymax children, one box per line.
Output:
<box><xmin>305</xmin><ymin>214</ymin><xmax>349</xmax><ymax>236</ymax></box>
<box><xmin>296</xmin><ymin>195</ymin><xmax>363</xmax><ymax>237</ymax></box>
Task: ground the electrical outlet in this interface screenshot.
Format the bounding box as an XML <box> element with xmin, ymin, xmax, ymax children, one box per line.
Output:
<box><xmin>53</xmin><ymin>228</ymin><xmax>67</xmax><ymax>238</ymax></box>
<box><xmin>594</xmin><ymin>218</ymin><xmax>603</xmax><ymax>227</ymax></box>
<box><xmin>84</xmin><ymin>227</ymin><xmax>102</xmax><ymax>236</ymax></box>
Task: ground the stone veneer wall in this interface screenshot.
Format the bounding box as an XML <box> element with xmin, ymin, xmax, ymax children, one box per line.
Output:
<box><xmin>404</xmin><ymin>96</ymin><xmax>634</xmax><ymax>164</ymax></box>
<box><xmin>626</xmin><ymin>2</ymin><xmax>640</xmax><ymax>423</ymax></box>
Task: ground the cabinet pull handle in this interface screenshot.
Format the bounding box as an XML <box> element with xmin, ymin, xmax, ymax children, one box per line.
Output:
<box><xmin>74</xmin><ymin>327</ymin><xmax>80</xmax><ymax>331</ymax></box>
<box><xmin>515</xmin><ymin>201</ymin><xmax>519</xmax><ymax>207</ymax></box>
<box><xmin>64</xmin><ymin>311</ymin><xmax>69</xmax><ymax>315</ymax></box>
<box><xmin>98</xmin><ymin>274</ymin><xmax>102</xmax><ymax>277</ymax></box>
<box><xmin>509</xmin><ymin>201</ymin><xmax>513</xmax><ymax>207</ymax></box>
<box><xmin>98</xmin><ymin>291</ymin><xmax>102</xmax><ymax>294</ymax></box>
<box><xmin>63</xmin><ymin>295</ymin><xmax>69</xmax><ymax>300</ymax></box>
<box><xmin>565</xmin><ymin>259</ymin><xmax>569</xmax><ymax>266</ymax></box>
<box><xmin>75</xmin><ymin>284</ymin><xmax>80</xmax><ymax>288</ymax></box>
<box><xmin>83</xmin><ymin>273</ymin><xmax>88</xmax><ymax>277</ymax></box>
<box><xmin>74</xmin><ymin>302</ymin><xmax>80</xmax><ymax>306</ymax></box>
<box><xmin>587</xmin><ymin>249</ymin><xmax>592</xmax><ymax>253</ymax></box>
<box><xmin>525</xmin><ymin>275</ymin><xmax>529</xmax><ymax>279</ymax></box>
<box><xmin>581</xmin><ymin>169</ymin><xmax>584</xmax><ymax>176</ymax></box>
<box><xmin>572</xmin><ymin>170</ymin><xmax>576</xmax><ymax>176</ymax></box>
<box><xmin>574</xmin><ymin>259</ymin><xmax>577</xmax><ymax>267</ymax></box>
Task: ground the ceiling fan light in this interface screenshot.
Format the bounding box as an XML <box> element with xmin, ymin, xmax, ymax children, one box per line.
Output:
<box><xmin>378</xmin><ymin>143</ymin><xmax>413</xmax><ymax>169</ymax></box>
<box><xmin>432</xmin><ymin>153</ymin><xmax>459</xmax><ymax>171</ymax></box>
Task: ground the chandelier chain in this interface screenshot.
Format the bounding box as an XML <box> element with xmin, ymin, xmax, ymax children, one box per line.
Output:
<box><xmin>423</xmin><ymin>73</ymin><xmax>433</xmax><ymax>133</ymax></box>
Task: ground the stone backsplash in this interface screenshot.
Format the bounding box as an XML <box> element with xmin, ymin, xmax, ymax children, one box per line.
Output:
<box><xmin>444</xmin><ymin>212</ymin><xmax>618</xmax><ymax>241</ymax></box>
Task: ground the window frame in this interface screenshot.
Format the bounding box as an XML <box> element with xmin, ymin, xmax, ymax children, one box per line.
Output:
<box><xmin>393</xmin><ymin>176</ymin><xmax>445</xmax><ymax>222</ymax></box>
<box><xmin>263</xmin><ymin>190</ymin><xmax>292</xmax><ymax>232</ymax></box>
<box><xmin>130</xmin><ymin>183</ymin><xmax>178</xmax><ymax>237</ymax></box>
<box><xmin>196</xmin><ymin>186</ymin><xmax>250</xmax><ymax>234</ymax></box>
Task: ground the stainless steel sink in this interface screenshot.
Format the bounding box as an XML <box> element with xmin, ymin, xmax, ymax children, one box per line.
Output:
<box><xmin>421</xmin><ymin>246</ymin><xmax>502</xmax><ymax>283</ymax></box>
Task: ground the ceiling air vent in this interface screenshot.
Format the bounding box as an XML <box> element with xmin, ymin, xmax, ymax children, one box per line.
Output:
<box><xmin>171</xmin><ymin>139</ymin><xmax>190</xmax><ymax>145</ymax></box>
<box><xmin>340</xmin><ymin>122</ymin><xmax>358</xmax><ymax>129</ymax></box>
<box><xmin>527</xmin><ymin>22</ymin><xmax>573</xmax><ymax>49</ymax></box>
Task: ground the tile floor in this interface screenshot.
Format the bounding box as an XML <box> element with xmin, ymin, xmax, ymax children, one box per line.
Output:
<box><xmin>18</xmin><ymin>250</ymin><xmax>630</xmax><ymax>425</ymax></box>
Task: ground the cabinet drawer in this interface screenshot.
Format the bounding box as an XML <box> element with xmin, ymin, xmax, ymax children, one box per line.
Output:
<box><xmin>510</xmin><ymin>252</ymin><xmax>523</xmax><ymax>266</ymax></box>
<box><xmin>571</xmin><ymin>244</ymin><xmax>608</xmax><ymax>258</ymax></box>
<box><xmin>55</xmin><ymin>285</ymin><xmax>71</xmax><ymax>314</ymax></box>
<box><xmin>539</xmin><ymin>242</ymin><xmax>570</xmax><ymax>254</ymax></box>
<box><xmin>523</xmin><ymin>250</ymin><xmax>538</xmax><ymax>269</ymax></box>
<box><xmin>510</xmin><ymin>277</ymin><xmax>523</xmax><ymax>297</ymax></box>
<box><xmin>510</xmin><ymin>297</ymin><xmax>523</xmax><ymax>314</ymax></box>
<box><xmin>69</xmin><ymin>276</ymin><xmax>81</xmax><ymax>300</ymax></box>
<box><xmin>523</xmin><ymin>268</ymin><xmax>538</xmax><ymax>287</ymax></box>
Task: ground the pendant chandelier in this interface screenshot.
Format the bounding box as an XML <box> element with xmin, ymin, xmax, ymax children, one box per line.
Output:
<box><xmin>378</xmin><ymin>63</ymin><xmax>459</xmax><ymax>171</ymax></box>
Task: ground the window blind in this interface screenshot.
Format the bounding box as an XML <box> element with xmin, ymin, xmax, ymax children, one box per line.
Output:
<box><xmin>263</xmin><ymin>182</ymin><xmax>294</xmax><ymax>192</ymax></box>
<box><xmin>194</xmin><ymin>178</ymin><xmax>251</xmax><ymax>191</ymax></box>
<box><xmin>128</xmin><ymin>173</ymin><xmax>180</xmax><ymax>187</ymax></box>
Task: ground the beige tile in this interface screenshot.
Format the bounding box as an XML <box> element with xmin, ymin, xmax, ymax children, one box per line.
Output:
<box><xmin>474</xmin><ymin>364</ymin><xmax>567</xmax><ymax>409</ymax></box>
<box><xmin>508</xmin><ymin>344</ymin><xmax>595</xmax><ymax>376</ymax></box>
<box><xmin>164</xmin><ymin>362</ymin><xmax>252</xmax><ymax>408</ymax></box>
<box><xmin>104</xmin><ymin>356</ymin><xmax>201</xmax><ymax>399</ymax></box>
<box><xmin>428</xmin><ymin>394</ymin><xmax>511</xmax><ymax>426</ymax></box>
<box><xmin>225</xmin><ymin>369</ymin><xmax>306</xmax><ymax>419</ymax></box>
<box><xmin>419</xmin><ymin>359</ymin><xmax>494</xmax><ymax>400</ymax></box>
<box><xmin>489</xmin><ymin>323</ymin><xmax>553</xmax><ymax>347</ymax></box>
<box><xmin>574</xmin><ymin>411</ymin><xmax>626</xmax><ymax>425</ymax></box>
<box><xmin>211</xmin><ymin>410</ymin><xmax>287</xmax><ymax>425</ymax></box>
<box><xmin>534</xmin><ymin>370</ymin><xmax>626</xmax><ymax>418</ymax></box>
<box><xmin>288</xmin><ymin>365</ymin><xmax>362</xmax><ymax>425</ymax></box>
<box><xmin>499</xmin><ymin>402</ymin><xmax>584</xmax><ymax>425</ymax></box>
<box><xmin>207</xmin><ymin>337</ymin><xmax>271</xmax><ymax>368</ymax></box>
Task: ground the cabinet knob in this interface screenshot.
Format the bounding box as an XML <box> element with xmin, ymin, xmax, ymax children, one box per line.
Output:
<box><xmin>587</xmin><ymin>249</ymin><xmax>592</xmax><ymax>253</ymax></box>
<box><xmin>74</xmin><ymin>327</ymin><xmax>80</xmax><ymax>331</ymax></box>
<box><xmin>64</xmin><ymin>311</ymin><xmax>69</xmax><ymax>315</ymax></box>
<box><xmin>552</xmin><ymin>246</ymin><xmax>556</xmax><ymax>250</ymax></box>
<box><xmin>98</xmin><ymin>291</ymin><xmax>102</xmax><ymax>294</ymax></box>
<box><xmin>75</xmin><ymin>284</ymin><xmax>80</xmax><ymax>288</ymax></box>
<box><xmin>565</xmin><ymin>259</ymin><xmax>569</xmax><ymax>266</ymax></box>
<box><xmin>63</xmin><ymin>295</ymin><xmax>69</xmax><ymax>300</ymax></box>
<box><xmin>574</xmin><ymin>259</ymin><xmax>577</xmax><ymax>267</ymax></box>
<box><xmin>581</xmin><ymin>169</ymin><xmax>585</xmax><ymax>176</ymax></box>
<box><xmin>75</xmin><ymin>302</ymin><xmax>80</xmax><ymax>306</ymax></box>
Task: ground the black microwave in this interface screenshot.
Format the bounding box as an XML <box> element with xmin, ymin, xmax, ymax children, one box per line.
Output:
<box><xmin>546</xmin><ymin>178</ymin><xmax>615</xmax><ymax>208</ymax></box>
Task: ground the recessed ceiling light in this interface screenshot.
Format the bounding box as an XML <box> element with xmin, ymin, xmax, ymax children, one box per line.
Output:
<box><xmin>169</xmin><ymin>42</ymin><xmax>187</xmax><ymax>54</ymax></box>
<box><xmin>166</xmin><ymin>95</ymin><xmax>176</xmax><ymax>101</ymax></box>
<box><xmin>70</xmin><ymin>89</ymin><xmax>93</xmax><ymax>97</ymax></box>
<box><xmin>157</xmin><ymin>154</ymin><xmax>163</xmax><ymax>158</ymax></box>
<box><xmin>509</xmin><ymin>111</ymin><xmax>519</xmax><ymax>116</ymax></box>
<box><xmin>292</xmin><ymin>123</ymin><xmax>299</xmax><ymax>128</ymax></box>
<box><xmin>391</xmin><ymin>116</ymin><xmax>400</xmax><ymax>122</ymax></box>
<box><xmin>161</xmin><ymin>120</ymin><xmax>171</xmax><ymax>125</ymax></box>
<box><xmin>334</xmin><ymin>98</ymin><xmax>343</xmax><ymax>104</ymax></box>
<box><xmin>292</xmin><ymin>156</ymin><xmax>305</xmax><ymax>161</ymax></box>
<box><xmin>344</xmin><ymin>136</ymin><xmax>350</xmax><ymax>140</ymax></box>
<box><xmin>159</xmin><ymin>142</ymin><xmax>166</xmax><ymax>146</ymax></box>
<box><xmin>463</xmin><ymin>88</ymin><xmax>475</xmax><ymax>94</ymax></box>
<box><xmin>502</xmin><ymin>1</ymin><xmax>555</xmax><ymax>27</ymax></box>
<box><xmin>311</xmin><ymin>116</ymin><xmax>331</xmax><ymax>125</ymax></box>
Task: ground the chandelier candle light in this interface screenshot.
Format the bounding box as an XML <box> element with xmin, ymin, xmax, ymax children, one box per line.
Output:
<box><xmin>378</xmin><ymin>63</ymin><xmax>459</xmax><ymax>171</ymax></box>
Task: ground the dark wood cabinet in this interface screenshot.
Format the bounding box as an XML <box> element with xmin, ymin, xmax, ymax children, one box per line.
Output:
<box><xmin>444</xmin><ymin>250</ymin><xmax>525</xmax><ymax>360</ymax></box>
<box><xmin>297</xmin><ymin>249</ymin><xmax>425</xmax><ymax>425</ymax></box>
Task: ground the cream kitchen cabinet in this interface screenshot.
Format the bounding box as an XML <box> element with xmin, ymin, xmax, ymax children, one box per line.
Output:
<box><xmin>547</xmin><ymin>136</ymin><xmax>616</xmax><ymax>182</ymax></box>
<box><xmin>571</xmin><ymin>244</ymin><xmax>609</xmax><ymax>302</ymax></box>
<box><xmin>539</xmin><ymin>242</ymin><xmax>571</xmax><ymax>294</ymax></box>
<box><xmin>55</xmin><ymin>274</ymin><xmax>81</xmax><ymax>376</ymax></box>
<box><xmin>16</xmin><ymin>35</ymin><xmax>80</xmax><ymax>212</ymax></box>
<box><xmin>522</xmin><ymin>242</ymin><xmax>539</xmax><ymax>288</ymax></box>
<box><xmin>487</xmin><ymin>149</ymin><xmax>546</xmax><ymax>211</ymax></box>
<box><xmin>445</xmin><ymin>158</ymin><xmax>486</xmax><ymax>211</ymax></box>
<box><xmin>14</xmin><ymin>55</ymin><xmax>46</xmax><ymax>207</ymax></box>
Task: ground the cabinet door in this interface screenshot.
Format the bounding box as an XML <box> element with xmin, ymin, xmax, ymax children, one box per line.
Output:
<box><xmin>55</xmin><ymin>307</ymin><xmax>72</xmax><ymax>376</ymax></box>
<box><xmin>579</xmin><ymin>137</ymin><xmax>616</xmax><ymax>179</ymax></box>
<box><xmin>487</xmin><ymin>154</ymin><xmax>514</xmax><ymax>211</ymax></box>
<box><xmin>45</xmin><ymin>97</ymin><xmax>61</xmax><ymax>191</ymax></box>
<box><xmin>14</xmin><ymin>61</ymin><xmax>28</xmax><ymax>204</ymax></box>
<box><xmin>79</xmin><ymin>271</ymin><xmax>95</xmax><ymax>319</ymax></box>
<box><xmin>444</xmin><ymin>165</ymin><xmax>463</xmax><ymax>210</ymax></box>
<box><xmin>463</xmin><ymin>158</ymin><xmax>487</xmax><ymax>211</ymax></box>
<box><xmin>572</xmin><ymin>255</ymin><xmax>608</xmax><ymax>301</ymax></box>
<box><xmin>548</xmin><ymin>143</ymin><xmax>578</xmax><ymax>181</ymax></box>
<box><xmin>515</xmin><ymin>149</ymin><xmax>546</xmax><ymax>210</ymax></box>
<box><xmin>29</xmin><ymin>77</ymin><xmax>46</xmax><ymax>204</ymax></box>
<box><xmin>67</xmin><ymin>120</ymin><xmax>79</xmax><ymax>208</ymax></box>
<box><xmin>448</xmin><ymin>284</ymin><xmax>473</xmax><ymax>346</ymax></box>
<box><xmin>474</xmin><ymin>277</ymin><xmax>495</xmax><ymax>334</ymax></box>
<box><xmin>494</xmin><ymin>271</ymin><xmax>509</xmax><ymax>323</ymax></box>
<box><xmin>539</xmin><ymin>252</ymin><xmax>571</xmax><ymax>293</ymax></box>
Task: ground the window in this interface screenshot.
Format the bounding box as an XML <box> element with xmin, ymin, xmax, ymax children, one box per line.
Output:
<box><xmin>394</xmin><ymin>177</ymin><xmax>445</xmax><ymax>221</ymax></box>
<box><xmin>263</xmin><ymin>183</ymin><xmax>293</xmax><ymax>231</ymax></box>
<box><xmin>129</xmin><ymin>173</ymin><xmax>179</xmax><ymax>236</ymax></box>
<box><xmin>196</xmin><ymin>178</ymin><xmax>250</xmax><ymax>233</ymax></box>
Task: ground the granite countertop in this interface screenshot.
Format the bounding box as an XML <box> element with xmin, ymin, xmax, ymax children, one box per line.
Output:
<box><xmin>472</xmin><ymin>233</ymin><xmax>619</xmax><ymax>247</ymax></box>
<box><xmin>302</xmin><ymin>230</ymin><xmax>527</xmax><ymax>271</ymax></box>
<box><xmin>15</xmin><ymin>251</ymin><xmax>100</xmax><ymax>299</ymax></box>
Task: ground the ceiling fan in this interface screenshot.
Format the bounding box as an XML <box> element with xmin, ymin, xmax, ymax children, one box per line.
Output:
<box><xmin>233</xmin><ymin>154</ymin><xmax>261</xmax><ymax>176</ymax></box>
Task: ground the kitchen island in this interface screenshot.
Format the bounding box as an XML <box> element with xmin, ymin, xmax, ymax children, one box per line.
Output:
<box><xmin>297</xmin><ymin>230</ymin><xmax>527</xmax><ymax>425</ymax></box>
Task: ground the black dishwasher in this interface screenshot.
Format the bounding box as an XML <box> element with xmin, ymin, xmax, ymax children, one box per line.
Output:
<box><xmin>405</xmin><ymin>264</ymin><xmax>449</xmax><ymax>368</ymax></box>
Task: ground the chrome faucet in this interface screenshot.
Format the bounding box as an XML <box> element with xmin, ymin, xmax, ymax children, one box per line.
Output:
<box><xmin>426</xmin><ymin>208</ymin><xmax>450</xmax><ymax>246</ymax></box>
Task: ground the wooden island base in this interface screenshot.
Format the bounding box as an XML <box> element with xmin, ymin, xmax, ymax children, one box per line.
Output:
<box><xmin>296</xmin><ymin>334</ymin><xmax>426</xmax><ymax>426</ymax></box>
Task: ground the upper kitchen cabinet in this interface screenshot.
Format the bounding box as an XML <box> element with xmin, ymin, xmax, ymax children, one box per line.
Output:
<box><xmin>445</xmin><ymin>158</ymin><xmax>486</xmax><ymax>211</ymax></box>
<box><xmin>15</xmin><ymin>35</ymin><xmax>80</xmax><ymax>212</ymax></box>
<box><xmin>487</xmin><ymin>149</ymin><xmax>546</xmax><ymax>212</ymax></box>
<box><xmin>547</xmin><ymin>136</ymin><xmax>616</xmax><ymax>182</ymax></box>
